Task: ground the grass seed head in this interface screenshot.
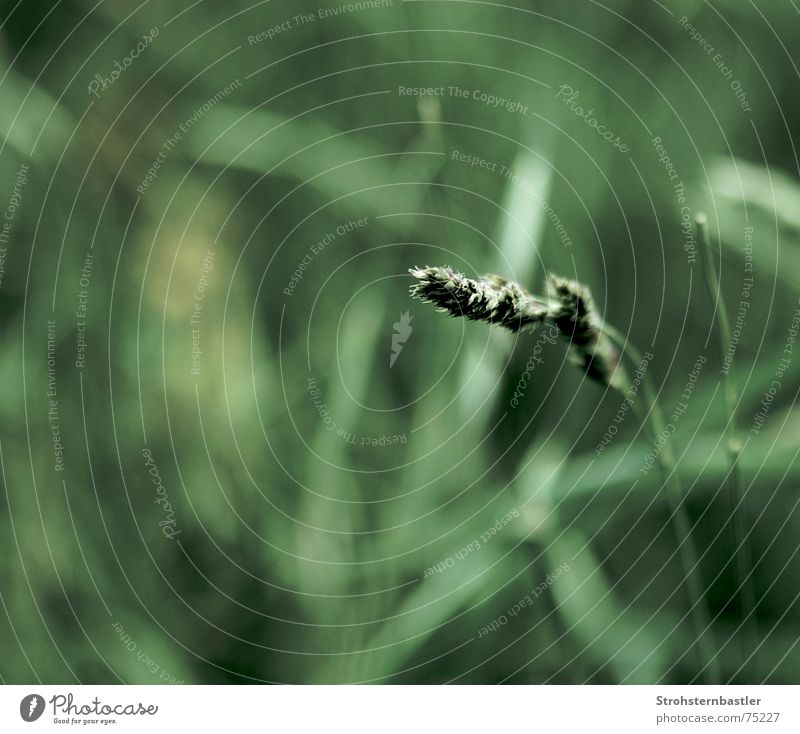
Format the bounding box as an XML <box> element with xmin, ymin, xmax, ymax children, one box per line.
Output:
<box><xmin>546</xmin><ymin>274</ymin><xmax>623</xmax><ymax>389</ymax></box>
<box><xmin>409</xmin><ymin>266</ymin><xmax>549</xmax><ymax>333</ymax></box>
<box><xmin>409</xmin><ymin>266</ymin><xmax>624</xmax><ymax>389</ymax></box>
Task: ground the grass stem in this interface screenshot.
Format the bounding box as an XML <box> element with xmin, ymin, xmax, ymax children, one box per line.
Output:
<box><xmin>695</xmin><ymin>214</ymin><xmax>757</xmax><ymax>681</ymax></box>
<box><xmin>604</xmin><ymin>324</ymin><xmax>720</xmax><ymax>684</ymax></box>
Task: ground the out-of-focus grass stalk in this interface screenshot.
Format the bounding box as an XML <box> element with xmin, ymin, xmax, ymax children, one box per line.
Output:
<box><xmin>604</xmin><ymin>324</ymin><xmax>719</xmax><ymax>684</ymax></box>
<box><xmin>695</xmin><ymin>213</ymin><xmax>756</xmax><ymax>681</ymax></box>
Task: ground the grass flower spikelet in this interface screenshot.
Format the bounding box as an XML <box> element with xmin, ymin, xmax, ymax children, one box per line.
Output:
<box><xmin>409</xmin><ymin>265</ymin><xmax>622</xmax><ymax>388</ymax></box>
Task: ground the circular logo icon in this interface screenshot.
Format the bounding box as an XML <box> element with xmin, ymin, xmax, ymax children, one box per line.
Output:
<box><xmin>20</xmin><ymin>694</ymin><xmax>45</xmax><ymax>722</ymax></box>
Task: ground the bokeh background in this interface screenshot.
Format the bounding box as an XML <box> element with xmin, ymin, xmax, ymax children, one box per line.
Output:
<box><xmin>1</xmin><ymin>0</ymin><xmax>799</xmax><ymax>684</ymax></box>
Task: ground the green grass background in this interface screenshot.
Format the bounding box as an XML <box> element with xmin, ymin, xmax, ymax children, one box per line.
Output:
<box><xmin>1</xmin><ymin>0</ymin><xmax>799</xmax><ymax>683</ymax></box>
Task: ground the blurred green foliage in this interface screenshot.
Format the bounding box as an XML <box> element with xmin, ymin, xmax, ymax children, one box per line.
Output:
<box><xmin>1</xmin><ymin>0</ymin><xmax>799</xmax><ymax>684</ymax></box>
